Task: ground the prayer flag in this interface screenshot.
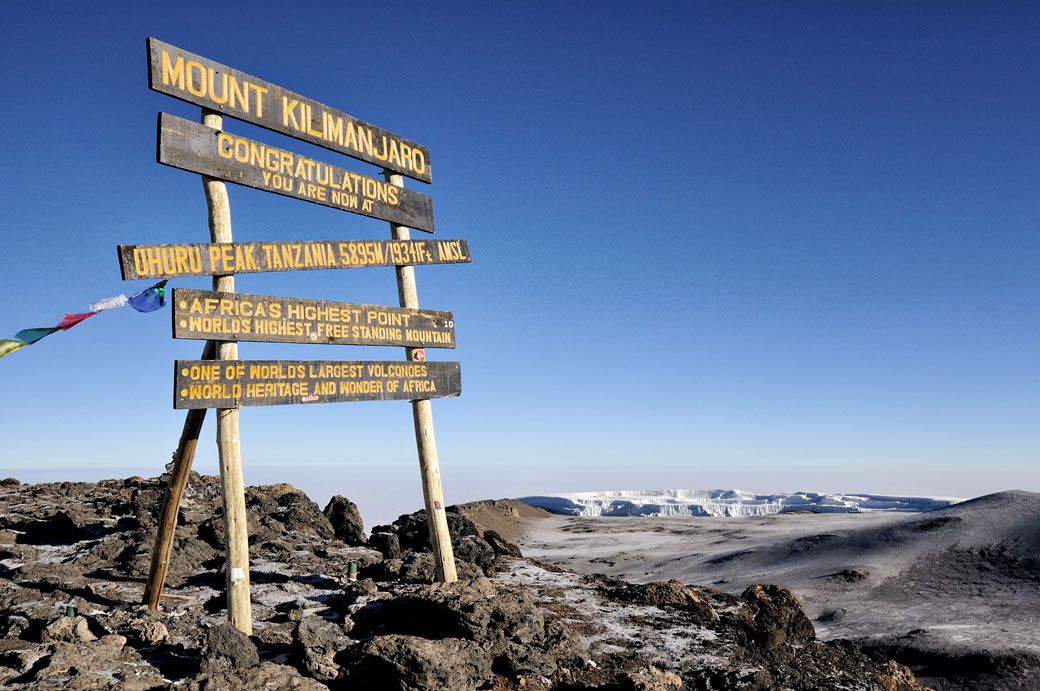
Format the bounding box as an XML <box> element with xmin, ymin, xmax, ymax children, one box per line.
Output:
<box><xmin>2</xmin><ymin>280</ymin><xmax>169</xmax><ymax>361</ymax></box>
<box><xmin>128</xmin><ymin>280</ymin><xmax>168</xmax><ymax>313</ymax></box>
<box><xmin>0</xmin><ymin>340</ymin><xmax>26</xmax><ymax>359</ymax></box>
<box><xmin>57</xmin><ymin>313</ymin><xmax>96</xmax><ymax>330</ymax></box>
<box><xmin>89</xmin><ymin>295</ymin><xmax>128</xmax><ymax>312</ymax></box>
<box><xmin>13</xmin><ymin>327</ymin><xmax>59</xmax><ymax>344</ymax></box>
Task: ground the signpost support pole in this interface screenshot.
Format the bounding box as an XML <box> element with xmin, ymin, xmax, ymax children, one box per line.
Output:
<box><xmin>203</xmin><ymin>109</ymin><xmax>252</xmax><ymax>635</ymax></box>
<box><xmin>385</xmin><ymin>172</ymin><xmax>457</xmax><ymax>584</ymax></box>
<box><xmin>144</xmin><ymin>340</ymin><xmax>215</xmax><ymax>608</ymax></box>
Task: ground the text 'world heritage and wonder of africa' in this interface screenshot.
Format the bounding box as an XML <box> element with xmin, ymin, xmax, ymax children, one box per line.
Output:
<box><xmin>175</xmin><ymin>360</ymin><xmax>461</xmax><ymax>409</ymax></box>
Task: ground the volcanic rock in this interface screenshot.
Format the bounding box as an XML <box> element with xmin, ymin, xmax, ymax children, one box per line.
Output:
<box><xmin>0</xmin><ymin>475</ymin><xmax>934</xmax><ymax>691</ymax></box>
<box><xmin>203</xmin><ymin>621</ymin><xmax>259</xmax><ymax>672</ymax></box>
<box><xmin>347</xmin><ymin>634</ymin><xmax>494</xmax><ymax>691</ymax></box>
<box><xmin>323</xmin><ymin>495</ymin><xmax>366</xmax><ymax>545</ymax></box>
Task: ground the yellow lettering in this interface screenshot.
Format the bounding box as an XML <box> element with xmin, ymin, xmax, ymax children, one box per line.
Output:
<box><xmin>174</xmin><ymin>246</ymin><xmax>189</xmax><ymax>274</ymax></box>
<box><xmin>229</xmin><ymin>74</ymin><xmax>249</xmax><ymax>112</ymax></box>
<box><xmin>305</xmin><ymin>104</ymin><xmax>323</xmax><ymax>137</ymax></box>
<box><xmin>186</xmin><ymin>60</ymin><xmax>206</xmax><ymax>97</ymax></box>
<box><xmin>252</xmin><ymin>85</ymin><xmax>268</xmax><ymax>116</ymax></box>
<box><xmin>325</xmin><ymin>113</ymin><xmax>343</xmax><ymax>145</ymax></box>
<box><xmin>161</xmin><ymin>51</ymin><xmax>185</xmax><ymax>89</ymax></box>
<box><xmin>283</xmin><ymin>97</ymin><xmax>300</xmax><ymax>129</ymax></box>
<box><xmin>217</xmin><ymin>133</ymin><xmax>233</xmax><ymax>158</ymax></box>
<box><xmin>208</xmin><ymin>68</ymin><xmax>228</xmax><ymax>104</ymax></box>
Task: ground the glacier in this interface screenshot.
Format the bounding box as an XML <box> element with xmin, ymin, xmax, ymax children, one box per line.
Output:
<box><xmin>514</xmin><ymin>489</ymin><xmax>963</xmax><ymax>517</ymax></box>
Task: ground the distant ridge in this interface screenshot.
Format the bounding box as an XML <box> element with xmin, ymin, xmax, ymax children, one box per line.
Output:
<box><xmin>514</xmin><ymin>489</ymin><xmax>963</xmax><ymax>517</ymax></box>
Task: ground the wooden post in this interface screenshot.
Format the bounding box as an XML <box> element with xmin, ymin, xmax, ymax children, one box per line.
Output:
<box><xmin>385</xmin><ymin>172</ymin><xmax>457</xmax><ymax>583</ymax></box>
<box><xmin>202</xmin><ymin>109</ymin><xmax>253</xmax><ymax>634</ymax></box>
<box><xmin>144</xmin><ymin>339</ymin><xmax>215</xmax><ymax>608</ymax></box>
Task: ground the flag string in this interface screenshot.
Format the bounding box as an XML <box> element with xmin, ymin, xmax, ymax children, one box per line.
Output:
<box><xmin>0</xmin><ymin>280</ymin><xmax>168</xmax><ymax>360</ymax></box>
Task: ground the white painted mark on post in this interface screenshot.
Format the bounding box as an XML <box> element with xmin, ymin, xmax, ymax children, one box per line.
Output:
<box><xmin>231</xmin><ymin>567</ymin><xmax>245</xmax><ymax>584</ymax></box>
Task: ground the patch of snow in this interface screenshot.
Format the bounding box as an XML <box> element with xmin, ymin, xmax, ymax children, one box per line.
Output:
<box><xmin>516</xmin><ymin>489</ymin><xmax>963</xmax><ymax>517</ymax></box>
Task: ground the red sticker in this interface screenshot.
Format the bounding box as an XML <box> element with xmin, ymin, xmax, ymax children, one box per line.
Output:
<box><xmin>434</xmin><ymin>500</ymin><xmax>442</xmax><ymax>509</ymax></box>
<box><xmin>413</xmin><ymin>349</ymin><xmax>426</xmax><ymax>362</ymax></box>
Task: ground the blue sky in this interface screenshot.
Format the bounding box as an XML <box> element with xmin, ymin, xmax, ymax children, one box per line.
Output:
<box><xmin>2</xmin><ymin>2</ymin><xmax>1037</xmax><ymax>525</ymax></box>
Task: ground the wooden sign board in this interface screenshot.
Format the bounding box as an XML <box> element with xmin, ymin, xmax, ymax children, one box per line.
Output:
<box><xmin>147</xmin><ymin>38</ymin><xmax>432</xmax><ymax>183</ymax></box>
<box><xmin>175</xmin><ymin>360</ymin><xmax>461</xmax><ymax>409</ymax></box>
<box><xmin>118</xmin><ymin>239</ymin><xmax>470</xmax><ymax>279</ymax></box>
<box><xmin>158</xmin><ymin>113</ymin><xmax>435</xmax><ymax>232</ymax></box>
<box><xmin>173</xmin><ymin>289</ymin><xmax>455</xmax><ymax>348</ymax></box>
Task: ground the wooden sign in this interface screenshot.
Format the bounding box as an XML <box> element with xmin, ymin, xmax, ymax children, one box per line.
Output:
<box><xmin>175</xmin><ymin>360</ymin><xmax>461</xmax><ymax>409</ymax></box>
<box><xmin>173</xmin><ymin>289</ymin><xmax>455</xmax><ymax>348</ymax></box>
<box><xmin>147</xmin><ymin>38</ymin><xmax>432</xmax><ymax>183</ymax></box>
<box><xmin>118</xmin><ymin>239</ymin><xmax>470</xmax><ymax>279</ymax></box>
<box><xmin>158</xmin><ymin>113</ymin><xmax>435</xmax><ymax>232</ymax></box>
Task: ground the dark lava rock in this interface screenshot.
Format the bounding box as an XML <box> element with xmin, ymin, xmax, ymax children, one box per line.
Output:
<box><xmin>451</xmin><ymin>534</ymin><xmax>496</xmax><ymax>575</ymax></box>
<box><xmin>0</xmin><ymin>475</ymin><xmax>938</xmax><ymax>691</ymax></box>
<box><xmin>10</xmin><ymin>510</ymin><xmax>102</xmax><ymax>545</ymax></box>
<box><xmin>0</xmin><ymin>478</ymin><xmax>19</xmax><ymax>486</ymax></box>
<box><xmin>202</xmin><ymin>622</ymin><xmax>259</xmax><ymax>672</ymax></box>
<box><xmin>323</xmin><ymin>495</ymin><xmax>366</xmax><ymax>545</ymax></box>
<box><xmin>246</xmin><ymin>483</ymin><xmax>335</xmax><ymax>540</ymax></box>
<box><xmin>600</xmin><ymin>577</ymin><xmax>719</xmax><ymax>623</ymax></box>
<box><xmin>293</xmin><ymin>615</ymin><xmax>349</xmax><ymax>681</ymax></box>
<box><xmin>740</xmin><ymin>583</ymin><xmax>816</xmax><ymax>649</ymax></box>
<box><xmin>346</xmin><ymin>634</ymin><xmax>494</xmax><ymax>691</ymax></box>
<box><xmin>483</xmin><ymin>528</ymin><xmax>523</xmax><ymax>558</ymax></box>
<box><xmin>817</xmin><ymin>607</ymin><xmax>847</xmax><ymax>622</ymax></box>
<box><xmin>188</xmin><ymin>661</ymin><xmax>329</xmax><ymax>691</ymax></box>
<box><xmin>351</xmin><ymin>577</ymin><xmax>579</xmax><ymax>678</ymax></box>
<box><xmin>368</xmin><ymin>531</ymin><xmax>400</xmax><ymax>559</ymax></box>
<box><xmin>390</xmin><ymin>509</ymin><xmax>479</xmax><ymax>553</ymax></box>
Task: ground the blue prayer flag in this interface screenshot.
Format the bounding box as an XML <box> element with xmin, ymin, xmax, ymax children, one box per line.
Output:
<box><xmin>128</xmin><ymin>280</ymin><xmax>168</xmax><ymax>313</ymax></box>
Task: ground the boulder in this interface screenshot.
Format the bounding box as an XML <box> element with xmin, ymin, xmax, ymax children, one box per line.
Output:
<box><xmin>368</xmin><ymin>532</ymin><xmax>400</xmax><ymax>560</ymax></box>
<box><xmin>600</xmin><ymin>578</ymin><xmax>718</xmax><ymax>623</ymax></box>
<box><xmin>42</xmin><ymin>616</ymin><xmax>96</xmax><ymax>643</ymax></box>
<box><xmin>139</xmin><ymin>619</ymin><xmax>170</xmax><ymax>645</ymax></box>
<box><xmin>189</xmin><ymin>661</ymin><xmax>331</xmax><ymax>691</ymax></box>
<box><xmin>451</xmin><ymin>534</ymin><xmax>496</xmax><ymax>575</ymax></box>
<box><xmin>323</xmin><ymin>496</ymin><xmax>366</xmax><ymax>545</ymax></box>
<box><xmin>390</xmin><ymin>509</ymin><xmax>479</xmax><ymax>553</ymax></box>
<box><xmin>294</xmin><ymin>616</ymin><xmax>349</xmax><ymax>681</ymax></box>
<box><xmin>346</xmin><ymin>634</ymin><xmax>493</xmax><ymax>691</ymax></box>
<box><xmin>740</xmin><ymin>583</ymin><xmax>816</xmax><ymax>649</ymax></box>
<box><xmin>483</xmin><ymin>528</ymin><xmax>523</xmax><ymax>558</ymax></box>
<box><xmin>202</xmin><ymin>622</ymin><xmax>259</xmax><ymax>672</ymax></box>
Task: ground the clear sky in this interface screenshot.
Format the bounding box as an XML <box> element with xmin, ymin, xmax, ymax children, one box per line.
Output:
<box><xmin>2</xmin><ymin>2</ymin><xmax>1037</xmax><ymax>526</ymax></box>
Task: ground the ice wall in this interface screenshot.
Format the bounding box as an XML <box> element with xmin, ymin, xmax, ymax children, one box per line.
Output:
<box><xmin>515</xmin><ymin>489</ymin><xmax>962</xmax><ymax>517</ymax></box>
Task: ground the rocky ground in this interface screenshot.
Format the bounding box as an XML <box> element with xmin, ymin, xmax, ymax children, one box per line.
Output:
<box><xmin>0</xmin><ymin>475</ymin><xmax>930</xmax><ymax>690</ymax></box>
<box><xmin>519</xmin><ymin>494</ymin><xmax>1040</xmax><ymax>691</ymax></box>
